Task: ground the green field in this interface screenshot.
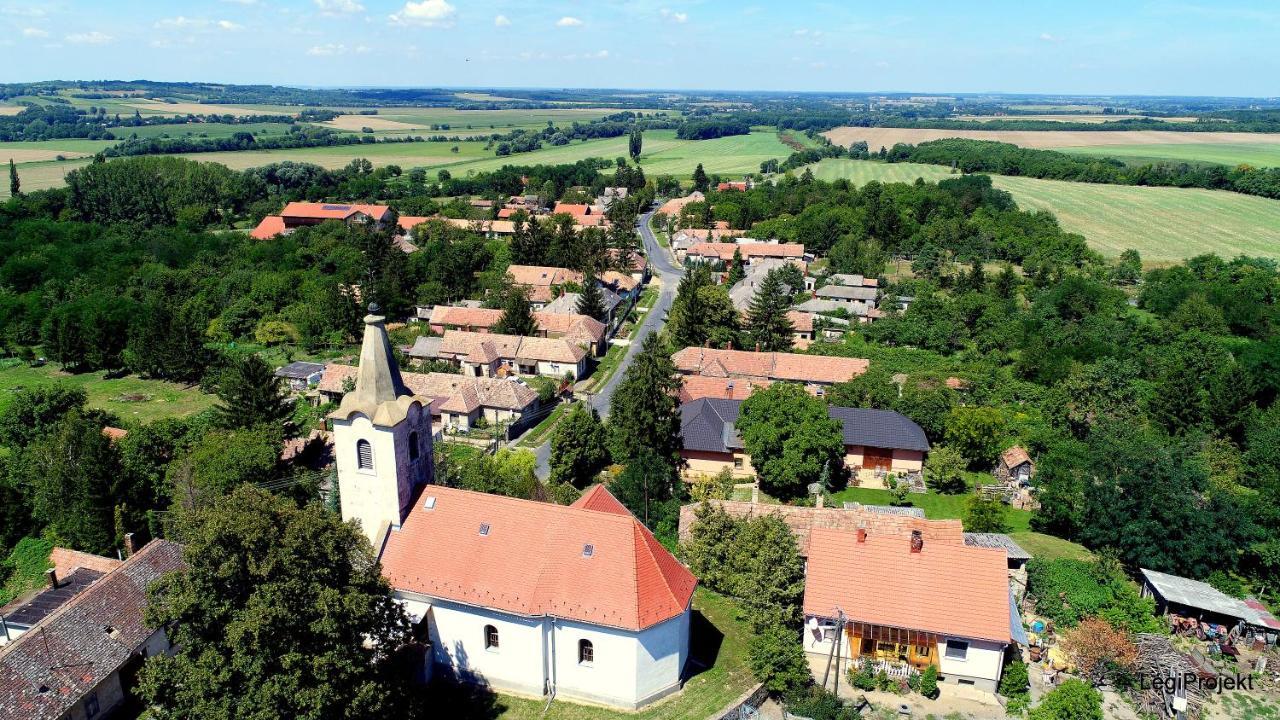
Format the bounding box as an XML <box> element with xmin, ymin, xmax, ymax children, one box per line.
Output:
<box><xmin>808</xmin><ymin>158</ymin><xmax>1280</xmax><ymax>261</ymax></box>
<box><xmin>0</xmin><ymin>362</ymin><xmax>215</xmax><ymax>424</ymax></box>
<box><xmin>1061</xmin><ymin>142</ymin><xmax>1280</xmax><ymax>168</ymax></box>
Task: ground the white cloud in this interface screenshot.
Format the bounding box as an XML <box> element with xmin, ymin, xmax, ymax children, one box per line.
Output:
<box><xmin>390</xmin><ymin>0</ymin><xmax>456</xmax><ymax>26</ymax></box>
<box><xmin>556</xmin><ymin>16</ymin><xmax>583</xmax><ymax>27</ymax></box>
<box><xmin>315</xmin><ymin>0</ymin><xmax>365</xmax><ymax>15</ymax></box>
<box><xmin>660</xmin><ymin>8</ymin><xmax>688</xmax><ymax>23</ymax></box>
<box><xmin>66</xmin><ymin>31</ymin><xmax>113</xmax><ymax>44</ymax></box>
<box><xmin>22</xmin><ymin>27</ymin><xmax>47</xmax><ymax>37</ymax></box>
<box><xmin>494</xmin><ymin>14</ymin><xmax>511</xmax><ymax>27</ymax></box>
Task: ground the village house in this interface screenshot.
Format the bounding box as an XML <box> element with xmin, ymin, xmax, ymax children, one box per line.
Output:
<box><xmin>332</xmin><ymin>317</ymin><xmax>698</xmax><ymax>710</ymax></box>
<box><xmin>671</xmin><ymin>346</ymin><xmax>869</xmax><ymax>395</ymax></box>
<box><xmin>250</xmin><ymin>202</ymin><xmax>393</xmax><ymax>240</ymax></box>
<box><xmin>994</xmin><ymin>446</ymin><xmax>1035</xmax><ymax>485</ymax></box>
<box><xmin>677</xmin><ymin>398</ymin><xmax>929</xmax><ymax>483</ymax></box>
<box><xmin>438</xmin><ymin>330</ymin><xmax>588</xmax><ymax>380</ymax></box>
<box><xmin>802</xmin><ymin>527</ymin><xmax>1014</xmax><ymax>694</ymax></box>
<box><xmin>425</xmin><ymin>305</ymin><xmax>608</xmax><ymax>355</ymax></box>
<box><xmin>318</xmin><ymin>363</ymin><xmax>541</xmax><ymax>433</ymax></box>
<box><xmin>0</xmin><ymin>540</ymin><xmax>185</xmax><ymax>720</ymax></box>
<box><xmin>274</xmin><ymin>360</ymin><xmax>327</xmax><ymax>393</ymax></box>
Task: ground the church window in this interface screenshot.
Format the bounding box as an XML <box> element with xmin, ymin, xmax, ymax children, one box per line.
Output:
<box><xmin>356</xmin><ymin>439</ymin><xmax>373</xmax><ymax>470</ymax></box>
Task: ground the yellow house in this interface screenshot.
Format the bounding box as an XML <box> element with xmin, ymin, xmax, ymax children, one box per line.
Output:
<box><xmin>678</xmin><ymin>398</ymin><xmax>929</xmax><ymax>484</ymax></box>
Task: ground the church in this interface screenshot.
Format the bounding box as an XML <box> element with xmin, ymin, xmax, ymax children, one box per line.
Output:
<box><xmin>332</xmin><ymin>307</ymin><xmax>698</xmax><ymax>710</ymax></box>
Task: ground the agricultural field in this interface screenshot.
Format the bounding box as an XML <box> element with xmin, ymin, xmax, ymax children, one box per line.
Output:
<box><xmin>823</xmin><ymin>126</ymin><xmax>1280</xmax><ymax>164</ymax></box>
<box><xmin>1061</xmin><ymin>142</ymin><xmax>1280</xmax><ymax>167</ymax></box>
<box><xmin>807</xmin><ymin>158</ymin><xmax>1280</xmax><ymax>262</ymax></box>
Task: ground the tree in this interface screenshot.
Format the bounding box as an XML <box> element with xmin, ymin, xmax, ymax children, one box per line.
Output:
<box><xmin>213</xmin><ymin>354</ymin><xmax>292</xmax><ymax>432</ymax></box>
<box><xmin>8</xmin><ymin>158</ymin><xmax>18</xmax><ymax>197</ymax></box>
<box><xmin>138</xmin><ymin>486</ymin><xmax>424</xmax><ymax>720</ymax></box>
<box><xmin>610</xmin><ymin>449</ymin><xmax>681</xmax><ymax>530</ymax></box>
<box><xmin>0</xmin><ymin>383</ymin><xmax>87</xmax><ymax>449</ymax></box>
<box><xmin>549</xmin><ymin>403</ymin><xmax>610</xmax><ymax>487</ymax></box>
<box><xmin>607</xmin><ymin>332</ymin><xmax>683</xmax><ymax>464</ymax></box>
<box><xmin>924</xmin><ymin>444</ymin><xmax>968</xmax><ymax>494</ymax></box>
<box><xmin>944</xmin><ymin>406</ymin><xmax>1007</xmax><ymax>467</ymax></box>
<box><xmin>23</xmin><ymin>411</ymin><xmax>122</xmax><ymax>554</ymax></box>
<box><xmin>737</xmin><ymin>384</ymin><xmax>845</xmax><ymax>499</ymax></box>
<box><xmin>963</xmin><ymin>493</ymin><xmax>1010</xmax><ymax>533</ymax></box>
<box><xmin>744</xmin><ymin>269</ymin><xmax>795</xmax><ymax>352</ymax></box>
<box><xmin>628</xmin><ymin>130</ymin><xmax>643</xmax><ymax>162</ymax></box>
<box><xmin>727</xmin><ymin>247</ymin><xmax>746</xmax><ymax>286</ymax></box>
<box><xmin>575</xmin><ymin>269</ymin><xmax>607</xmax><ymax>322</ymax></box>
<box><xmin>691</xmin><ymin>163</ymin><xmax>710</xmax><ymax>193</ymax></box>
<box><xmin>1028</xmin><ymin>679</ymin><xmax>1103</xmax><ymax>720</ymax></box>
<box><xmin>495</xmin><ymin>285</ymin><xmax>538</xmax><ymax>336</ymax></box>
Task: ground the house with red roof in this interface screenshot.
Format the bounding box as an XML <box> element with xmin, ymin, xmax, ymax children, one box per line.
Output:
<box><xmin>802</xmin><ymin>527</ymin><xmax>1013</xmax><ymax>694</ymax></box>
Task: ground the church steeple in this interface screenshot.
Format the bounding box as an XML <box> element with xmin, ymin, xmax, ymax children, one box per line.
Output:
<box><xmin>330</xmin><ymin>303</ymin><xmax>434</xmax><ymax>545</ymax></box>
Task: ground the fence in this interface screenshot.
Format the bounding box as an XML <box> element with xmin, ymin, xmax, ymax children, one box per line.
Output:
<box><xmin>709</xmin><ymin>682</ymin><xmax>768</xmax><ymax>720</ymax></box>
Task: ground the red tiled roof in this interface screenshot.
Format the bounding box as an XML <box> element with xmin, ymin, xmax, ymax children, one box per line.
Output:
<box><xmin>803</xmin><ymin>528</ymin><xmax>1010</xmax><ymax>643</ymax></box>
<box><xmin>672</xmin><ymin>347</ymin><xmax>868</xmax><ymax>385</ymax></box>
<box><xmin>380</xmin><ymin>485</ymin><xmax>697</xmax><ymax>631</ymax></box>
<box><xmin>250</xmin><ymin>215</ymin><xmax>286</xmax><ymax>240</ymax></box>
<box><xmin>280</xmin><ymin>201</ymin><xmax>390</xmax><ymax>222</ymax></box>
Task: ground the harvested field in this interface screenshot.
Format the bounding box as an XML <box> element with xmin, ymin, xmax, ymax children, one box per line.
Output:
<box><xmin>806</xmin><ymin>158</ymin><xmax>1280</xmax><ymax>262</ymax></box>
<box><xmin>823</xmin><ymin>126</ymin><xmax>1280</xmax><ymax>150</ymax></box>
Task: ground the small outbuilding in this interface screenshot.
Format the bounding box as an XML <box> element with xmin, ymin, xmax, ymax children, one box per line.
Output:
<box><xmin>994</xmin><ymin>446</ymin><xmax>1034</xmax><ymax>485</ymax></box>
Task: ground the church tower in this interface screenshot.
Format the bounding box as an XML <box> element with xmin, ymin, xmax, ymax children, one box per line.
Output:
<box><xmin>331</xmin><ymin>305</ymin><xmax>434</xmax><ymax>546</ymax></box>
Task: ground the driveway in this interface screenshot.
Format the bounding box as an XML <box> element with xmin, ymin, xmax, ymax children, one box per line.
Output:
<box><xmin>532</xmin><ymin>206</ymin><xmax>684</xmax><ymax>479</ymax></box>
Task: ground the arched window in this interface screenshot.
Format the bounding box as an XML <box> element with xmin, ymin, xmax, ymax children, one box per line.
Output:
<box><xmin>356</xmin><ymin>439</ymin><xmax>373</xmax><ymax>470</ymax></box>
<box><xmin>578</xmin><ymin>639</ymin><xmax>594</xmax><ymax>665</ymax></box>
<box><xmin>409</xmin><ymin>431</ymin><xmax>420</xmax><ymax>461</ymax></box>
<box><xmin>484</xmin><ymin>624</ymin><xmax>499</xmax><ymax>650</ymax></box>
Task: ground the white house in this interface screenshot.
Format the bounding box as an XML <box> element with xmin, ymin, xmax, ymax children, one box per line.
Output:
<box><xmin>802</xmin><ymin>527</ymin><xmax>1013</xmax><ymax>694</ymax></box>
<box><xmin>333</xmin><ymin>314</ymin><xmax>699</xmax><ymax>710</ymax></box>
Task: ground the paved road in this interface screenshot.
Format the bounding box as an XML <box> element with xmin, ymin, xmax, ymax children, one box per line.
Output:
<box><xmin>533</xmin><ymin>207</ymin><xmax>684</xmax><ymax>479</ymax></box>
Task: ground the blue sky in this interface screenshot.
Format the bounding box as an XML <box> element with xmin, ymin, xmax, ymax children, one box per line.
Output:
<box><xmin>1</xmin><ymin>1</ymin><xmax>1277</xmax><ymax>96</ymax></box>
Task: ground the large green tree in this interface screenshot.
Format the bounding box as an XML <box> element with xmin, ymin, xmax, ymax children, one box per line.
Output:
<box><xmin>549</xmin><ymin>402</ymin><xmax>610</xmax><ymax>487</ymax></box>
<box><xmin>744</xmin><ymin>269</ymin><xmax>794</xmax><ymax>352</ymax></box>
<box><xmin>213</xmin><ymin>354</ymin><xmax>292</xmax><ymax>431</ymax></box>
<box><xmin>607</xmin><ymin>332</ymin><xmax>683</xmax><ymax>464</ymax></box>
<box><xmin>138</xmin><ymin>486</ymin><xmax>424</xmax><ymax>720</ymax></box>
<box><xmin>736</xmin><ymin>384</ymin><xmax>845</xmax><ymax>499</ymax></box>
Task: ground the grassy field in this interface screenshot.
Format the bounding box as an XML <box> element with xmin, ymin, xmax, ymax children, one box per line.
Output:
<box><xmin>807</xmin><ymin>158</ymin><xmax>1280</xmax><ymax>261</ymax></box>
<box><xmin>1061</xmin><ymin>142</ymin><xmax>1280</xmax><ymax>167</ymax></box>
<box><xmin>434</xmin><ymin>588</ymin><xmax>755</xmax><ymax>720</ymax></box>
<box><xmin>0</xmin><ymin>361</ymin><xmax>215</xmax><ymax>424</ymax></box>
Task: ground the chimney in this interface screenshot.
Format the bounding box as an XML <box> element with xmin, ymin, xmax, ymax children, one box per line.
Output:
<box><xmin>856</xmin><ymin>528</ymin><xmax>867</xmax><ymax>543</ymax></box>
<box><xmin>123</xmin><ymin>532</ymin><xmax>136</xmax><ymax>558</ymax></box>
<box><xmin>45</xmin><ymin>568</ymin><xmax>58</xmax><ymax>589</ymax></box>
<box><xmin>910</xmin><ymin>530</ymin><xmax>923</xmax><ymax>554</ymax></box>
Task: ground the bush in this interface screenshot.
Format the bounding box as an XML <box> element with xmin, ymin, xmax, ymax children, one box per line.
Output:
<box><xmin>918</xmin><ymin>664</ymin><xmax>938</xmax><ymax>699</ymax></box>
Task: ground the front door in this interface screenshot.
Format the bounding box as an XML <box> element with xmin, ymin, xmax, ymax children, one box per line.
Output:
<box><xmin>863</xmin><ymin>447</ymin><xmax>893</xmax><ymax>472</ymax></box>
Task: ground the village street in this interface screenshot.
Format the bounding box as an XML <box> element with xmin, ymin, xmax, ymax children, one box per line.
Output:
<box><xmin>532</xmin><ymin>206</ymin><xmax>683</xmax><ymax>479</ymax></box>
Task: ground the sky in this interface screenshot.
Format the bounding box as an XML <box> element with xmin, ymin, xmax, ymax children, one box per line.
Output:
<box><xmin>1</xmin><ymin>1</ymin><xmax>1277</xmax><ymax>97</ymax></box>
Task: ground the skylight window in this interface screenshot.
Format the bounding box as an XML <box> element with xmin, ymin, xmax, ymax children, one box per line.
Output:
<box><xmin>479</xmin><ymin>523</ymin><xmax>491</xmax><ymax>536</ymax></box>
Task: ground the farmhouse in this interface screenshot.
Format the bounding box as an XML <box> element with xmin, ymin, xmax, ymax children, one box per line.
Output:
<box><xmin>425</xmin><ymin>305</ymin><xmax>607</xmax><ymax>355</ymax></box>
<box><xmin>672</xmin><ymin>346</ymin><xmax>869</xmax><ymax>391</ymax></box>
<box><xmin>0</xmin><ymin>540</ymin><xmax>185</xmax><ymax>720</ymax></box>
<box><xmin>677</xmin><ymin>398</ymin><xmax>929</xmax><ymax>481</ymax></box>
<box><xmin>318</xmin><ymin>363</ymin><xmax>541</xmax><ymax>432</ymax></box>
<box><xmin>803</xmin><ymin>527</ymin><xmax>1013</xmax><ymax>693</ymax></box>
<box><xmin>331</xmin><ymin>331</ymin><xmax>697</xmax><ymax>710</ymax></box>
<box><xmin>438</xmin><ymin>330</ymin><xmax>588</xmax><ymax>380</ymax></box>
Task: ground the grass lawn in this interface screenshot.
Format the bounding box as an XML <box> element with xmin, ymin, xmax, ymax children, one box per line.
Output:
<box><xmin>827</xmin><ymin>486</ymin><xmax>1033</xmax><ymax>533</ymax></box>
<box><xmin>431</xmin><ymin>588</ymin><xmax>756</xmax><ymax>720</ymax></box>
<box><xmin>806</xmin><ymin>158</ymin><xmax>1280</xmax><ymax>262</ymax></box>
<box><xmin>0</xmin><ymin>361</ymin><xmax>216</xmax><ymax>424</ymax></box>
